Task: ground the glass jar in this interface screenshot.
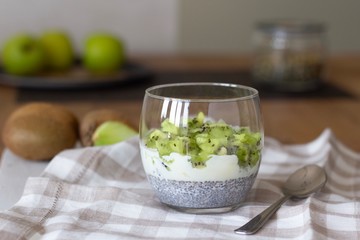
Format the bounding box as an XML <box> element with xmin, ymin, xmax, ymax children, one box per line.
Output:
<box><xmin>252</xmin><ymin>20</ymin><xmax>327</xmax><ymax>92</ymax></box>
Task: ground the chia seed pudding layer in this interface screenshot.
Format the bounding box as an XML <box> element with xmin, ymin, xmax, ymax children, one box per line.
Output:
<box><xmin>148</xmin><ymin>173</ymin><xmax>257</xmax><ymax>209</ymax></box>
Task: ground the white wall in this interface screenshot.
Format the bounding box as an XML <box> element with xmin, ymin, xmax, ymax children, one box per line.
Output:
<box><xmin>179</xmin><ymin>0</ymin><xmax>360</xmax><ymax>54</ymax></box>
<box><xmin>0</xmin><ymin>0</ymin><xmax>178</xmax><ymax>55</ymax></box>
<box><xmin>0</xmin><ymin>0</ymin><xmax>359</xmax><ymax>55</ymax></box>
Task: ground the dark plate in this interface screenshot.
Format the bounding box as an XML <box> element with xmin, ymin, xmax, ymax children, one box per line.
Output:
<box><xmin>0</xmin><ymin>61</ymin><xmax>153</xmax><ymax>89</ymax></box>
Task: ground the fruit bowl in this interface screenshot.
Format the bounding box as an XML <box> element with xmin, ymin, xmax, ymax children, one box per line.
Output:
<box><xmin>0</xmin><ymin>61</ymin><xmax>153</xmax><ymax>89</ymax></box>
<box><xmin>139</xmin><ymin>82</ymin><xmax>264</xmax><ymax>213</ymax></box>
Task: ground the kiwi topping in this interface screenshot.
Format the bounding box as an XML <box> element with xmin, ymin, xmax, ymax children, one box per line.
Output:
<box><xmin>144</xmin><ymin>112</ymin><xmax>262</xmax><ymax>169</ymax></box>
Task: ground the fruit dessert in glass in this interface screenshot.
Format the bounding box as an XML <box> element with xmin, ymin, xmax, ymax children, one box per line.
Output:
<box><xmin>139</xmin><ymin>83</ymin><xmax>263</xmax><ymax>213</ymax></box>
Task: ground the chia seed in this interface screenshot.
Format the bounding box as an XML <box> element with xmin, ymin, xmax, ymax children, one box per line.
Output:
<box><xmin>147</xmin><ymin>174</ymin><xmax>257</xmax><ymax>209</ymax></box>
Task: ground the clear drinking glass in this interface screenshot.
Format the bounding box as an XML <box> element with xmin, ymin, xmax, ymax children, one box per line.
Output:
<box><xmin>139</xmin><ymin>82</ymin><xmax>264</xmax><ymax>214</ymax></box>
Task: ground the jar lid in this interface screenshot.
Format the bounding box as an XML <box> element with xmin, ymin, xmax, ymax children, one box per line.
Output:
<box><xmin>256</xmin><ymin>19</ymin><xmax>326</xmax><ymax>35</ymax></box>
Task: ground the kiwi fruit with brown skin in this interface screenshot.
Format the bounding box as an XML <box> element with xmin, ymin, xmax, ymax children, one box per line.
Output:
<box><xmin>2</xmin><ymin>102</ymin><xmax>78</xmax><ymax>161</ymax></box>
<box><xmin>80</xmin><ymin>109</ymin><xmax>137</xmax><ymax>147</ymax></box>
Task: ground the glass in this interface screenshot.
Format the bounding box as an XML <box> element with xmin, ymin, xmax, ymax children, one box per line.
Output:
<box><xmin>139</xmin><ymin>82</ymin><xmax>264</xmax><ymax>214</ymax></box>
<box><xmin>252</xmin><ymin>20</ymin><xmax>326</xmax><ymax>92</ymax></box>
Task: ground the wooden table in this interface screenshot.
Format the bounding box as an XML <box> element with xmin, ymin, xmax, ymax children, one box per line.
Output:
<box><xmin>1</xmin><ymin>54</ymin><xmax>360</xmax><ymax>157</ymax></box>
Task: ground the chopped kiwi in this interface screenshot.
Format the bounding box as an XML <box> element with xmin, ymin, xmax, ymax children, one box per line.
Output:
<box><xmin>146</xmin><ymin>129</ymin><xmax>167</xmax><ymax>148</ymax></box>
<box><xmin>195</xmin><ymin>134</ymin><xmax>225</xmax><ymax>154</ymax></box>
<box><xmin>161</xmin><ymin>119</ymin><xmax>179</xmax><ymax>135</ymax></box>
<box><xmin>144</xmin><ymin>112</ymin><xmax>262</xmax><ymax>168</ymax></box>
<box><xmin>168</xmin><ymin>137</ymin><xmax>188</xmax><ymax>155</ymax></box>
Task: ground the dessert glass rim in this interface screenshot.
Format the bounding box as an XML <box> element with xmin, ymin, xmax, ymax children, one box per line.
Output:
<box><xmin>145</xmin><ymin>82</ymin><xmax>259</xmax><ymax>103</ymax></box>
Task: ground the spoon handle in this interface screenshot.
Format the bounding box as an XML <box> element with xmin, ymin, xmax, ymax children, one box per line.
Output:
<box><xmin>234</xmin><ymin>195</ymin><xmax>290</xmax><ymax>235</ymax></box>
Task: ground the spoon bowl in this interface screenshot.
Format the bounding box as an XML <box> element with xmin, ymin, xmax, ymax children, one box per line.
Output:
<box><xmin>283</xmin><ymin>164</ymin><xmax>327</xmax><ymax>198</ymax></box>
<box><xmin>234</xmin><ymin>164</ymin><xmax>327</xmax><ymax>235</ymax></box>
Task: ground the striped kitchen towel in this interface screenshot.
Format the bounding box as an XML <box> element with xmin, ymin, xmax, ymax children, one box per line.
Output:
<box><xmin>0</xmin><ymin>129</ymin><xmax>359</xmax><ymax>239</ymax></box>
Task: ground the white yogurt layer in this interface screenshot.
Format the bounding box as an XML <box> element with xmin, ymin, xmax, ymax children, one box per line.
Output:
<box><xmin>140</xmin><ymin>145</ymin><xmax>259</xmax><ymax>181</ymax></box>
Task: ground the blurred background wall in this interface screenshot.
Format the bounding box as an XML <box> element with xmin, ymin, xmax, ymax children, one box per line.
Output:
<box><xmin>179</xmin><ymin>0</ymin><xmax>360</xmax><ymax>54</ymax></box>
<box><xmin>0</xmin><ymin>0</ymin><xmax>359</xmax><ymax>55</ymax></box>
<box><xmin>0</xmin><ymin>0</ymin><xmax>179</xmax><ymax>54</ymax></box>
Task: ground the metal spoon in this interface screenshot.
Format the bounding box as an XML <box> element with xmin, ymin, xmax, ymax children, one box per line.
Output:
<box><xmin>234</xmin><ymin>164</ymin><xmax>327</xmax><ymax>235</ymax></box>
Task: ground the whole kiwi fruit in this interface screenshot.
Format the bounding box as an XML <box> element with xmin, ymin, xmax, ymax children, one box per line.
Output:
<box><xmin>80</xmin><ymin>109</ymin><xmax>136</xmax><ymax>147</ymax></box>
<box><xmin>2</xmin><ymin>102</ymin><xmax>78</xmax><ymax>161</ymax></box>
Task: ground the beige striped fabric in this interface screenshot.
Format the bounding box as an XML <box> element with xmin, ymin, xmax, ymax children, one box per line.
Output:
<box><xmin>0</xmin><ymin>129</ymin><xmax>359</xmax><ymax>239</ymax></box>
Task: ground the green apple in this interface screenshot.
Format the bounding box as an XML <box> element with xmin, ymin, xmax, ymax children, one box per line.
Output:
<box><xmin>2</xmin><ymin>34</ymin><xmax>45</xmax><ymax>75</ymax></box>
<box><xmin>83</xmin><ymin>33</ymin><xmax>125</xmax><ymax>74</ymax></box>
<box><xmin>40</xmin><ymin>30</ymin><xmax>74</xmax><ymax>71</ymax></box>
<box><xmin>92</xmin><ymin>121</ymin><xmax>137</xmax><ymax>146</ymax></box>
